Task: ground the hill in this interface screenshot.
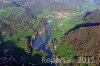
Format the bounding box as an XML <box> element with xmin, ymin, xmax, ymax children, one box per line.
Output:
<box><xmin>61</xmin><ymin>24</ymin><xmax>100</xmax><ymax>65</ymax></box>
<box><xmin>85</xmin><ymin>9</ymin><xmax>100</xmax><ymax>23</ymax></box>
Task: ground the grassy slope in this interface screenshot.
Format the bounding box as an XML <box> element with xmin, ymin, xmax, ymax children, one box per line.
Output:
<box><xmin>37</xmin><ymin>9</ymin><xmax>51</xmax><ymax>20</ymax></box>
<box><xmin>60</xmin><ymin>18</ymin><xmax>84</xmax><ymax>32</ymax></box>
<box><xmin>51</xmin><ymin>16</ymin><xmax>62</xmax><ymax>40</ymax></box>
<box><xmin>55</xmin><ymin>18</ymin><xmax>84</xmax><ymax>58</ymax></box>
<box><xmin>55</xmin><ymin>42</ymin><xmax>76</xmax><ymax>58</ymax></box>
<box><xmin>51</xmin><ymin>16</ymin><xmax>84</xmax><ymax>40</ymax></box>
<box><xmin>4</xmin><ymin>31</ymin><xmax>33</xmax><ymax>55</ymax></box>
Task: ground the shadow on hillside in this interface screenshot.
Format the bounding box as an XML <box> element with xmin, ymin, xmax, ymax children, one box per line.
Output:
<box><xmin>0</xmin><ymin>39</ymin><xmax>48</xmax><ymax>66</ymax></box>
<box><xmin>65</xmin><ymin>23</ymin><xmax>100</xmax><ymax>35</ymax></box>
<box><xmin>84</xmin><ymin>11</ymin><xmax>92</xmax><ymax>18</ymax></box>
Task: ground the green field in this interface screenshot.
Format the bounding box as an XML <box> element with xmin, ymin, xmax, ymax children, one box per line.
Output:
<box><xmin>51</xmin><ymin>16</ymin><xmax>84</xmax><ymax>40</ymax></box>
<box><xmin>55</xmin><ymin>42</ymin><xmax>76</xmax><ymax>58</ymax></box>
<box><xmin>37</xmin><ymin>9</ymin><xmax>52</xmax><ymax>20</ymax></box>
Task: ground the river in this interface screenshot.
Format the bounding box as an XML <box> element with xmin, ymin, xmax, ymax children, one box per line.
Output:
<box><xmin>32</xmin><ymin>20</ymin><xmax>55</xmax><ymax>66</ymax></box>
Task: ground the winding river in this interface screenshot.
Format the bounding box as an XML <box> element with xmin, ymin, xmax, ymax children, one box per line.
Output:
<box><xmin>32</xmin><ymin>20</ymin><xmax>55</xmax><ymax>66</ymax></box>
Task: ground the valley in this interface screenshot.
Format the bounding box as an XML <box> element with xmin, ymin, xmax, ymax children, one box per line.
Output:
<box><xmin>0</xmin><ymin>0</ymin><xmax>100</xmax><ymax>66</ymax></box>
